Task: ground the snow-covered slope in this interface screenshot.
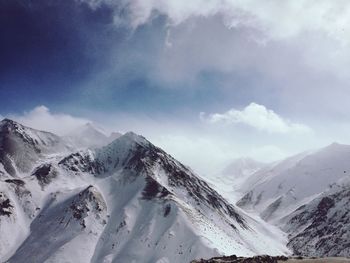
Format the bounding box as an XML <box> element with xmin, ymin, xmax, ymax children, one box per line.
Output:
<box><xmin>0</xmin><ymin>119</ymin><xmax>70</xmax><ymax>177</ymax></box>
<box><xmin>57</xmin><ymin>132</ymin><xmax>289</xmax><ymax>262</ymax></box>
<box><xmin>8</xmin><ymin>185</ymin><xmax>107</xmax><ymax>263</ymax></box>
<box><xmin>208</xmin><ymin>158</ymin><xmax>266</xmax><ymax>203</ymax></box>
<box><xmin>0</xmin><ymin>120</ymin><xmax>289</xmax><ymax>263</ymax></box>
<box><xmin>236</xmin><ymin>143</ymin><xmax>350</xmax><ymax>222</ymax></box>
<box><xmin>280</xmin><ymin>178</ymin><xmax>350</xmax><ymax>257</ymax></box>
<box><xmin>64</xmin><ymin>123</ymin><xmax>122</xmax><ymax>149</ymax></box>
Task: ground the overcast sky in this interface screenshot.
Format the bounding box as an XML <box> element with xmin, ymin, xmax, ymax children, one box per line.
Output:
<box><xmin>1</xmin><ymin>0</ymin><xmax>350</xmax><ymax>175</ymax></box>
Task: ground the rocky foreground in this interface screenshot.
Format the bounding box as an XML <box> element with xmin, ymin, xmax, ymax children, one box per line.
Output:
<box><xmin>191</xmin><ymin>255</ymin><xmax>350</xmax><ymax>263</ymax></box>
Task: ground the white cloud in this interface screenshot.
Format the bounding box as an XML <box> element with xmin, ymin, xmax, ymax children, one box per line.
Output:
<box><xmin>94</xmin><ymin>0</ymin><xmax>350</xmax><ymax>79</ymax></box>
<box><xmin>105</xmin><ymin>0</ymin><xmax>350</xmax><ymax>44</ymax></box>
<box><xmin>8</xmin><ymin>105</ymin><xmax>90</xmax><ymax>135</ymax></box>
<box><xmin>200</xmin><ymin>102</ymin><xmax>312</xmax><ymax>134</ymax></box>
<box><xmin>152</xmin><ymin>134</ymin><xmax>237</xmax><ymax>175</ymax></box>
<box><xmin>2</xmin><ymin>105</ymin><xmax>320</xmax><ymax>175</ymax></box>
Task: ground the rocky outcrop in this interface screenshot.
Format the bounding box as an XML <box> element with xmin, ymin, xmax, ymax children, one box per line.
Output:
<box><xmin>191</xmin><ymin>255</ymin><xmax>289</xmax><ymax>263</ymax></box>
<box><xmin>282</xmin><ymin>184</ymin><xmax>350</xmax><ymax>257</ymax></box>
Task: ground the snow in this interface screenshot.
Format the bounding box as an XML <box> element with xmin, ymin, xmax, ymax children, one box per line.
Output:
<box><xmin>1</xmin><ymin>122</ymin><xmax>290</xmax><ymax>262</ymax></box>
<box><xmin>63</xmin><ymin>123</ymin><xmax>122</xmax><ymax>149</ymax></box>
<box><xmin>235</xmin><ymin>143</ymin><xmax>350</xmax><ymax>222</ymax></box>
<box><xmin>279</xmin><ymin>178</ymin><xmax>350</xmax><ymax>256</ymax></box>
<box><xmin>4</xmin><ymin>119</ymin><xmax>349</xmax><ymax>261</ymax></box>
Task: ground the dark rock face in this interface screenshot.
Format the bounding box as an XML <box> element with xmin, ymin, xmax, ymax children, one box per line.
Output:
<box><xmin>191</xmin><ymin>255</ymin><xmax>288</xmax><ymax>263</ymax></box>
<box><xmin>5</xmin><ymin>179</ymin><xmax>25</xmax><ymax>187</ymax></box>
<box><xmin>68</xmin><ymin>186</ymin><xmax>104</xmax><ymax>227</ymax></box>
<box><xmin>284</xmin><ymin>186</ymin><xmax>350</xmax><ymax>257</ymax></box>
<box><xmin>32</xmin><ymin>164</ymin><xmax>58</xmax><ymax>188</ymax></box>
<box><xmin>0</xmin><ymin>192</ymin><xmax>13</xmax><ymax>217</ymax></box>
<box><xmin>236</xmin><ymin>191</ymin><xmax>253</xmax><ymax>207</ymax></box>
<box><xmin>163</xmin><ymin>203</ymin><xmax>171</xmax><ymax>217</ymax></box>
<box><xmin>261</xmin><ymin>197</ymin><xmax>282</xmax><ymax>221</ymax></box>
<box><xmin>142</xmin><ymin>176</ymin><xmax>171</xmax><ymax>200</ymax></box>
<box><xmin>59</xmin><ymin>152</ymin><xmax>105</xmax><ymax>174</ymax></box>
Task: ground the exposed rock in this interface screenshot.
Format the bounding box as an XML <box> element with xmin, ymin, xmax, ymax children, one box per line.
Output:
<box><xmin>5</xmin><ymin>179</ymin><xmax>25</xmax><ymax>187</ymax></box>
<box><xmin>282</xmin><ymin>185</ymin><xmax>350</xmax><ymax>257</ymax></box>
<box><xmin>59</xmin><ymin>151</ymin><xmax>105</xmax><ymax>174</ymax></box>
<box><xmin>0</xmin><ymin>192</ymin><xmax>13</xmax><ymax>217</ymax></box>
<box><xmin>31</xmin><ymin>163</ymin><xmax>58</xmax><ymax>188</ymax></box>
<box><xmin>191</xmin><ymin>255</ymin><xmax>288</xmax><ymax>263</ymax></box>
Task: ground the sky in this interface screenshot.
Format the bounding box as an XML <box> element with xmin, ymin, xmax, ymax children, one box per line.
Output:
<box><xmin>2</xmin><ymin>0</ymin><xmax>350</xmax><ymax>175</ymax></box>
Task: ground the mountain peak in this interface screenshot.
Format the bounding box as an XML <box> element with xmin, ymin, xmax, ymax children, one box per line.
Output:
<box><xmin>0</xmin><ymin>119</ymin><xmax>68</xmax><ymax>176</ymax></box>
<box><xmin>0</xmin><ymin>119</ymin><xmax>55</xmax><ymax>136</ymax></box>
<box><xmin>123</xmin><ymin>131</ymin><xmax>147</xmax><ymax>143</ymax></box>
<box><xmin>95</xmin><ymin>131</ymin><xmax>151</xmax><ymax>165</ymax></box>
<box><xmin>327</xmin><ymin>141</ymin><xmax>343</xmax><ymax>148</ymax></box>
<box><xmin>1</xmin><ymin>118</ymin><xmax>15</xmax><ymax>124</ymax></box>
<box><xmin>105</xmin><ymin>131</ymin><xmax>150</xmax><ymax>149</ymax></box>
<box><xmin>0</xmin><ymin>118</ymin><xmax>20</xmax><ymax>129</ymax></box>
<box><xmin>316</xmin><ymin>141</ymin><xmax>348</xmax><ymax>154</ymax></box>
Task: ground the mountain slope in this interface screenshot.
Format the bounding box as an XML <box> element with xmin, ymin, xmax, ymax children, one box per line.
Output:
<box><xmin>59</xmin><ymin>132</ymin><xmax>289</xmax><ymax>262</ymax></box>
<box><xmin>280</xmin><ymin>178</ymin><xmax>350</xmax><ymax>257</ymax></box>
<box><xmin>8</xmin><ymin>186</ymin><xmax>107</xmax><ymax>263</ymax></box>
<box><xmin>237</xmin><ymin>143</ymin><xmax>350</xmax><ymax>222</ymax></box>
<box><xmin>0</xmin><ymin>119</ymin><xmax>70</xmax><ymax>177</ymax></box>
<box><xmin>0</xmin><ymin>121</ymin><xmax>289</xmax><ymax>263</ymax></box>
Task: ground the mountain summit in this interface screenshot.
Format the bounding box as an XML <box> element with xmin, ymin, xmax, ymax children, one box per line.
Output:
<box><xmin>0</xmin><ymin>118</ymin><xmax>69</xmax><ymax>176</ymax></box>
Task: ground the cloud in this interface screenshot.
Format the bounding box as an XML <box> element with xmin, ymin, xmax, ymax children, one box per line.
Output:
<box><xmin>8</xmin><ymin>105</ymin><xmax>91</xmax><ymax>135</ymax></box>
<box><xmin>63</xmin><ymin>1</ymin><xmax>350</xmax><ymax>121</ymax></box>
<box><xmin>85</xmin><ymin>0</ymin><xmax>350</xmax><ymax>79</ymax></box>
<box><xmin>99</xmin><ymin>0</ymin><xmax>350</xmax><ymax>43</ymax></box>
<box><xmin>200</xmin><ymin>102</ymin><xmax>312</xmax><ymax>134</ymax></box>
<box><xmin>1</xmin><ymin>105</ymin><xmax>322</xmax><ymax>176</ymax></box>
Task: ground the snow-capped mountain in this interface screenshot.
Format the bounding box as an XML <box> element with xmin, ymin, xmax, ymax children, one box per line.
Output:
<box><xmin>64</xmin><ymin>123</ymin><xmax>122</xmax><ymax>149</ymax></box>
<box><xmin>0</xmin><ymin>119</ymin><xmax>289</xmax><ymax>263</ymax></box>
<box><xmin>280</xmin><ymin>177</ymin><xmax>350</xmax><ymax>257</ymax></box>
<box><xmin>236</xmin><ymin>143</ymin><xmax>350</xmax><ymax>222</ymax></box>
<box><xmin>0</xmin><ymin>119</ymin><xmax>71</xmax><ymax>177</ymax></box>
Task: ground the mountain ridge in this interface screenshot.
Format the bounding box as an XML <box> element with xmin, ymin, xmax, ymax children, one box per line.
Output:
<box><xmin>0</xmin><ymin>119</ymin><xmax>289</xmax><ymax>263</ymax></box>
